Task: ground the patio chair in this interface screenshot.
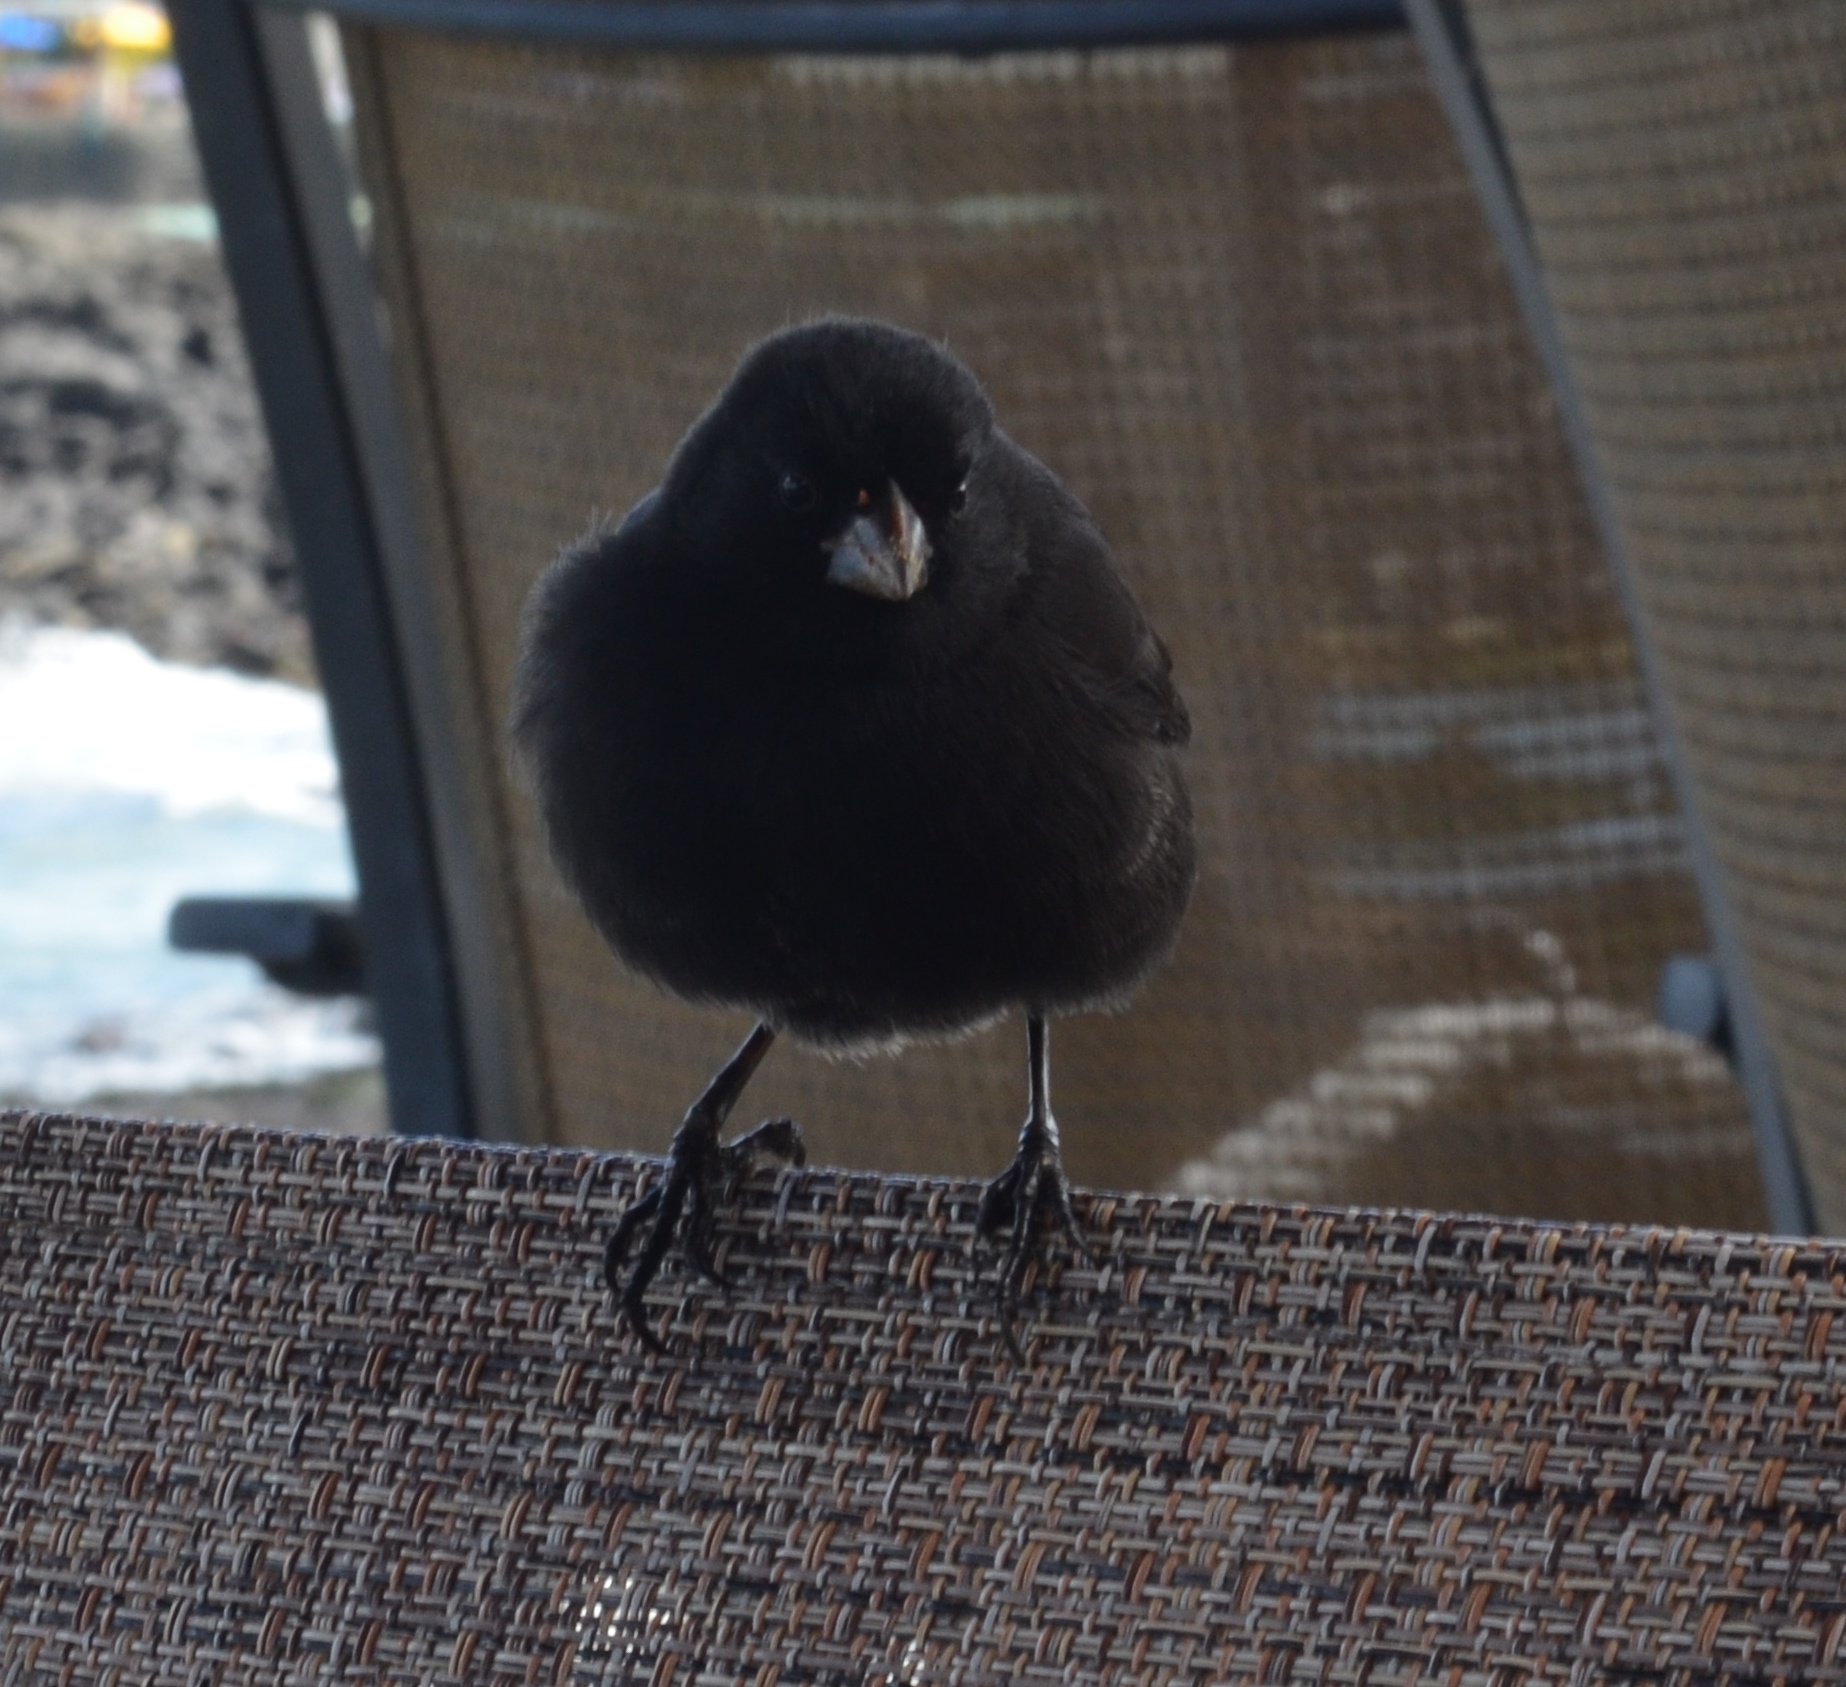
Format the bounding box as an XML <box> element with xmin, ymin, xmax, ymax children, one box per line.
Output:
<box><xmin>4</xmin><ymin>1105</ymin><xmax>1843</xmax><ymax>1682</ymax></box>
<box><xmin>46</xmin><ymin>9</ymin><xmax>1834</xmax><ymax>1678</ymax></box>
<box><xmin>162</xmin><ymin>0</ymin><xmax>1802</xmax><ymax>1233</ymax></box>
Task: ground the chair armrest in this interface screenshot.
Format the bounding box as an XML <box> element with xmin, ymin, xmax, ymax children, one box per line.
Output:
<box><xmin>167</xmin><ymin>896</ymin><xmax>365</xmax><ymax>996</ymax></box>
<box><xmin>1658</xmin><ymin>953</ymin><xmax>1733</xmax><ymax>1064</ymax></box>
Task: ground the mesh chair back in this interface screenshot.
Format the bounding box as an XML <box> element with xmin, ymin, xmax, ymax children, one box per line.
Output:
<box><xmin>1463</xmin><ymin>0</ymin><xmax>1846</xmax><ymax>1227</ymax></box>
<box><xmin>342</xmin><ymin>22</ymin><xmax>1760</xmax><ymax>1225</ymax></box>
<box><xmin>3</xmin><ymin>1109</ymin><xmax>1842</xmax><ymax>1682</ymax></box>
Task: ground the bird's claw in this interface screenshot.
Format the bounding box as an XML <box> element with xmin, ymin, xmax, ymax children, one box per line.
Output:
<box><xmin>721</xmin><ymin>1115</ymin><xmax>805</xmax><ymax>1175</ymax></box>
<box><xmin>684</xmin><ymin>1178</ymin><xmax>729</xmax><ymax>1288</ymax></box>
<box><xmin>603</xmin><ymin>1104</ymin><xmax>806</xmax><ymax>1353</ymax></box>
<box><xmin>976</xmin><ymin>1118</ymin><xmax>1089</xmax><ymax>1363</ymax></box>
<box><xmin>604</xmin><ymin>1184</ymin><xmax>664</xmax><ymax>1284</ymax></box>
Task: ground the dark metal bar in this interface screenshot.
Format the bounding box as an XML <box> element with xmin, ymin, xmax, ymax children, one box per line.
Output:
<box><xmin>1406</xmin><ymin>0</ymin><xmax>1814</xmax><ymax>1235</ymax></box>
<box><xmin>252</xmin><ymin>0</ymin><xmax>1404</xmax><ymax>53</ymax></box>
<box><xmin>170</xmin><ymin>896</ymin><xmax>366</xmax><ymax>997</ymax></box>
<box><xmin>168</xmin><ymin>0</ymin><xmax>474</xmax><ymax>1138</ymax></box>
<box><xmin>252</xmin><ymin>9</ymin><xmax>528</xmax><ymax>1136</ymax></box>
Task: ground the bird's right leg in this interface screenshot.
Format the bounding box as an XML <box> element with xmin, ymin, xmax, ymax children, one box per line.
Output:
<box><xmin>976</xmin><ymin>1012</ymin><xmax>1090</xmax><ymax>1361</ymax></box>
<box><xmin>604</xmin><ymin>1020</ymin><xmax>805</xmax><ymax>1352</ymax></box>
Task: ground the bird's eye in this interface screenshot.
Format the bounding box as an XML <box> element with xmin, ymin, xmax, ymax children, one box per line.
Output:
<box><xmin>778</xmin><ymin>471</ymin><xmax>816</xmax><ymax>513</ymax></box>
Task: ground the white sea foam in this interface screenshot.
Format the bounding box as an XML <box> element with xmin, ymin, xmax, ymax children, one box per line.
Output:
<box><xmin>0</xmin><ymin>621</ymin><xmax>379</xmax><ymax>1101</ymax></box>
<box><xmin>0</xmin><ymin>619</ymin><xmax>343</xmax><ymax>825</ymax></box>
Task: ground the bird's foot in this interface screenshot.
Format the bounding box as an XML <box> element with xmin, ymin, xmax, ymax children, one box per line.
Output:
<box><xmin>604</xmin><ymin>1108</ymin><xmax>805</xmax><ymax>1353</ymax></box>
<box><xmin>976</xmin><ymin>1114</ymin><xmax>1090</xmax><ymax>1362</ymax></box>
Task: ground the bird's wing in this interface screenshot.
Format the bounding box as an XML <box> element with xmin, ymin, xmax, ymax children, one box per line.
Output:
<box><xmin>1017</xmin><ymin>460</ymin><xmax>1191</xmax><ymax>750</ymax></box>
<box><xmin>1110</xmin><ymin>611</ymin><xmax>1191</xmax><ymax>749</ymax></box>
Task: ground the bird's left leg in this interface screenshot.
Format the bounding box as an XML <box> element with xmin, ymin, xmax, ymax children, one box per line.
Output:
<box><xmin>976</xmin><ymin>1012</ymin><xmax>1089</xmax><ymax>1359</ymax></box>
<box><xmin>604</xmin><ymin>1021</ymin><xmax>805</xmax><ymax>1351</ymax></box>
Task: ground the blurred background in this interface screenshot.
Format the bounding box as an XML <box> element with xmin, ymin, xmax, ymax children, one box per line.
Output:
<box><xmin>0</xmin><ymin>2</ymin><xmax>383</xmax><ymax>1130</ymax></box>
<box><xmin>4</xmin><ymin>1</ymin><xmax>1822</xmax><ymax>1240</ymax></box>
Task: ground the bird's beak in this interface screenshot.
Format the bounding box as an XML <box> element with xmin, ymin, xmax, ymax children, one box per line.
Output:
<box><xmin>823</xmin><ymin>482</ymin><xmax>931</xmax><ymax>601</ymax></box>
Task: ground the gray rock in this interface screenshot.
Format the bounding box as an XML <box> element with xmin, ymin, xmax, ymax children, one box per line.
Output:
<box><xmin>0</xmin><ymin>191</ymin><xmax>312</xmax><ymax>685</ymax></box>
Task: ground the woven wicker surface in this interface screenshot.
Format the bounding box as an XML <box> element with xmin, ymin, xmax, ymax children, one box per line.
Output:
<box><xmin>1462</xmin><ymin>0</ymin><xmax>1846</xmax><ymax>1226</ymax></box>
<box><xmin>343</xmin><ymin>24</ymin><xmax>1761</xmax><ymax>1227</ymax></box>
<box><xmin>2</xmin><ymin>1108</ymin><xmax>1842</xmax><ymax>1684</ymax></box>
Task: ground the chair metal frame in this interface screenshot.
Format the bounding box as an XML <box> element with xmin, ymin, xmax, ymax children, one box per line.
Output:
<box><xmin>164</xmin><ymin>0</ymin><xmax>1812</xmax><ymax>1233</ymax></box>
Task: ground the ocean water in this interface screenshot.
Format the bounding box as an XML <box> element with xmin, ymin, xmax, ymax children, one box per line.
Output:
<box><xmin>0</xmin><ymin>621</ymin><xmax>379</xmax><ymax>1101</ymax></box>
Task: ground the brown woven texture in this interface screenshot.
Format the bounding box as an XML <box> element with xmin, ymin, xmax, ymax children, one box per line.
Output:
<box><xmin>343</xmin><ymin>24</ymin><xmax>1761</xmax><ymax>1226</ymax></box>
<box><xmin>1461</xmin><ymin>0</ymin><xmax>1846</xmax><ymax>1226</ymax></box>
<box><xmin>3</xmin><ymin>1108</ymin><xmax>1844</xmax><ymax>1684</ymax></box>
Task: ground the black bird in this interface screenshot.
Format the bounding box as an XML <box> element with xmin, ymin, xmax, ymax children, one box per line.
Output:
<box><xmin>515</xmin><ymin>318</ymin><xmax>1194</xmax><ymax>1354</ymax></box>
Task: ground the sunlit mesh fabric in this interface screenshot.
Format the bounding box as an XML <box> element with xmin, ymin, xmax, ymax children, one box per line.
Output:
<box><xmin>1465</xmin><ymin>0</ymin><xmax>1846</xmax><ymax>1227</ymax></box>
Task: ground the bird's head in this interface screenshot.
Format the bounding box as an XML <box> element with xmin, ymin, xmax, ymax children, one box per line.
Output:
<box><xmin>661</xmin><ymin>319</ymin><xmax>997</xmax><ymax>629</ymax></box>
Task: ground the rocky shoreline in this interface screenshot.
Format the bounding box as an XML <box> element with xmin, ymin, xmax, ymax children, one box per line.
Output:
<box><xmin>0</xmin><ymin>112</ymin><xmax>312</xmax><ymax>684</ymax></box>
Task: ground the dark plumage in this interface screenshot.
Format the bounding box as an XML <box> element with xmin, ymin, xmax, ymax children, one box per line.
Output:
<box><xmin>516</xmin><ymin>318</ymin><xmax>1194</xmax><ymax>1355</ymax></box>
